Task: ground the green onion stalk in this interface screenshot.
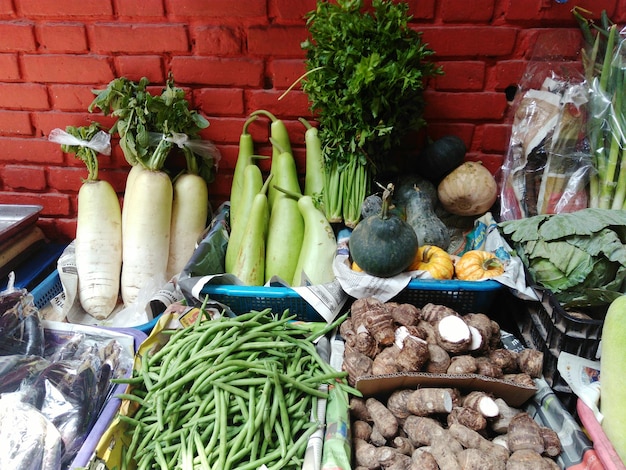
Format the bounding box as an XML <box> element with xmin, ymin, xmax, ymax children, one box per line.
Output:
<box><xmin>322</xmin><ymin>157</ymin><xmax>370</xmax><ymax>228</ymax></box>
<box><xmin>574</xmin><ymin>9</ymin><xmax>626</xmax><ymax>209</ymax></box>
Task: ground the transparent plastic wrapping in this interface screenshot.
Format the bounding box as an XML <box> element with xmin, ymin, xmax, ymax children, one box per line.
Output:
<box><xmin>499</xmin><ymin>36</ymin><xmax>592</xmax><ymax>221</ymax></box>
<box><xmin>583</xmin><ymin>25</ymin><xmax>626</xmax><ymax>210</ymax></box>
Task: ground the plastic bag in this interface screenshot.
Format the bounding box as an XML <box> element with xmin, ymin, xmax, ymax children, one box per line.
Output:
<box><xmin>499</xmin><ymin>36</ymin><xmax>593</xmax><ymax>221</ymax></box>
<box><xmin>180</xmin><ymin>202</ymin><xmax>230</xmax><ymax>279</ymax></box>
<box><xmin>47</xmin><ymin>128</ymin><xmax>111</xmax><ymax>156</ymax></box>
<box><xmin>0</xmin><ymin>392</ymin><xmax>63</xmax><ymax>470</ymax></box>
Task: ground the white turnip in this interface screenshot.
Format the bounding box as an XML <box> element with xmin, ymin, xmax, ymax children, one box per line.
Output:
<box><xmin>49</xmin><ymin>124</ymin><xmax>122</xmax><ymax>319</ymax></box>
<box><xmin>75</xmin><ymin>180</ymin><xmax>122</xmax><ymax>319</ymax></box>
<box><xmin>166</xmin><ymin>173</ymin><xmax>209</xmax><ymax>279</ymax></box>
<box><xmin>121</xmin><ymin>167</ymin><xmax>172</xmax><ymax>306</ymax></box>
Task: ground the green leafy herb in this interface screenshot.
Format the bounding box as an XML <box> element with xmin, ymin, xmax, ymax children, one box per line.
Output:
<box><xmin>301</xmin><ymin>0</ymin><xmax>442</xmax><ymax>226</ymax></box>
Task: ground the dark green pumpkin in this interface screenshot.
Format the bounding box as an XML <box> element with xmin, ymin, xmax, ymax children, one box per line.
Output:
<box><xmin>350</xmin><ymin>184</ymin><xmax>418</xmax><ymax>278</ymax></box>
<box><xmin>418</xmin><ymin>135</ymin><xmax>466</xmax><ymax>183</ymax></box>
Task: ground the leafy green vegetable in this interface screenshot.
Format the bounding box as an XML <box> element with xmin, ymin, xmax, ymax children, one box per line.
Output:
<box><xmin>499</xmin><ymin>208</ymin><xmax>626</xmax><ymax>308</ymax></box>
<box><xmin>89</xmin><ymin>73</ymin><xmax>214</xmax><ymax>179</ymax></box>
<box><xmin>301</xmin><ymin>0</ymin><xmax>442</xmax><ymax>227</ymax></box>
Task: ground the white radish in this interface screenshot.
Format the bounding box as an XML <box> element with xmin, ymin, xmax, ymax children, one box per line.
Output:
<box><xmin>75</xmin><ymin>179</ymin><xmax>122</xmax><ymax>319</ymax></box>
<box><xmin>166</xmin><ymin>173</ymin><xmax>209</xmax><ymax>279</ymax></box>
<box><xmin>121</xmin><ymin>167</ymin><xmax>173</xmax><ymax>306</ymax></box>
<box><xmin>49</xmin><ymin>123</ymin><xmax>122</xmax><ymax>319</ymax></box>
<box><xmin>121</xmin><ymin>164</ymin><xmax>144</xmax><ymax>230</ymax></box>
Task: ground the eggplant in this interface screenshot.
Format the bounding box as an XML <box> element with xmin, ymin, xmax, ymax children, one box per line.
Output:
<box><xmin>0</xmin><ymin>289</ymin><xmax>44</xmax><ymax>356</ymax></box>
<box><xmin>0</xmin><ymin>355</ymin><xmax>49</xmax><ymax>394</ymax></box>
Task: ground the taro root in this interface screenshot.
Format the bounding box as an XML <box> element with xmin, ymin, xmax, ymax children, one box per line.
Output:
<box><xmin>351</xmin><ymin>297</ymin><xmax>396</xmax><ymax>346</ymax></box>
<box><xmin>366</xmin><ymin>397</ymin><xmax>399</xmax><ymax>439</ymax></box>
<box><xmin>421</xmin><ymin>302</ymin><xmax>459</xmax><ymax>323</ymax></box>
<box><xmin>447</xmin><ymin>355</ymin><xmax>478</xmax><ymax>375</ymax></box>
<box><xmin>426</xmin><ymin>343</ymin><xmax>451</xmax><ymax>374</ymax></box>
<box><xmin>447</xmin><ymin>406</ymin><xmax>488</xmax><ymax>431</ymax></box>
<box><xmin>435</xmin><ymin>315</ymin><xmax>472</xmax><ymax>354</ymax></box>
<box><xmin>396</xmin><ymin>331</ymin><xmax>430</xmax><ymax>372</ymax></box>
<box><xmin>342</xmin><ymin>349</ymin><xmax>373</xmax><ymax>385</ymax></box>
<box><xmin>489</xmin><ymin>348</ymin><xmax>519</xmax><ymax>373</ymax></box>
<box><xmin>517</xmin><ymin>348</ymin><xmax>544</xmax><ymax>378</ymax></box>
<box><xmin>406</xmin><ymin>388</ymin><xmax>454</xmax><ymax>416</ymax></box>
<box><xmin>388</xmin><ymin>302</ymin><xmax>421</xmax><ymax>327</ymax></box>
<box><xmin>507</xmin><ymin>412</ymin><xmax>544</xmax><ymax>454</ymax></box>
<box><xmin>462</xmin><ymin>391</ymin><xmax>500</xmax><ymax>419</ymax></box>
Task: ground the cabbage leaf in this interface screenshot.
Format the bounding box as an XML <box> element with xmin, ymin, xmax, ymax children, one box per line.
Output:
<box><xmin>499</xmin><ymin>208</ymin><xmax>626</xmax><ymax>308</ymax></box>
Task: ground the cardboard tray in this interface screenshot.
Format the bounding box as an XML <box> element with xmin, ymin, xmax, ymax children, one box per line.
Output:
<box><xmin>355</xmin><ymin>372</ymin><xmax>537</xmax><ymax>408</ymax></box>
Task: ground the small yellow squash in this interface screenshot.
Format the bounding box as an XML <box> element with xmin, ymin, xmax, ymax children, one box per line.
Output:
<box><xmin>408</xmin><ymin>245</ymin><xmax>454</xmax><ymax>280</ymax></box>
<box><xmin>455</xmin><ymin>250</ymin><xmax>504</xmax><ymax>281</ymax></box>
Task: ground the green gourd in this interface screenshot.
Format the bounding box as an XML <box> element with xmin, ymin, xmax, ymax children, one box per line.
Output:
<box><xmin>395</xmin><ymin>175</ymin><xmax>450</xmax><ymax>250</ymax></box>
<box><xmin>292</xmin><ymin>194</ymin><xmax>337</xmax><ymax>286</ymax></box>
<box><xmin>599</xmin><ymin>294</ymin><xmax>626</xmax><ymax>464</ymax></box>
<box><xmin>349</xmin><ymin>184</ymin><xmax>418</xmax><ymax>278</ymax></box>
<box><xmin>230</xmin><ymin>115</ymin><xmax>258</xmax><ymax>229</ymax></box>
<box><xmin>418</xmin><ymin>135</ymin><xmax>466</xmax><ymax>183</ymax></box>
<box><xmin>229</xmin><ymin>174</ymin><xmax>273</xmax><ymax>286</ymax></box>
<box><xmin>272</xmin><ymin>185</ymin><xmax>337</xmax><ymax>287</ymax></box>
<box><xmin>265</xmin><ymin>188</ymin><xmax>305</xmax><ymax>284</ymax></box>
<box><xmin>225</xmin><ymin>164</ymin><xmax>264</xmax><ymax>274</ymax></box>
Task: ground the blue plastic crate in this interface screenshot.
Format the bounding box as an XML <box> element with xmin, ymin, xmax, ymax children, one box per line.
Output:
<box><xmin>200</xmin><ymin>284</ymin><xmax>324</xmax><ymax>322</ymax></box>
<box><xmin>201</xmin><ymin>278</ymin><xmax>503</xmax><ymax>322</ymax></box>
<box><xmin>31</xmin><ymin>268</ymin><xmax>63</xmax><ymax>310</ymax></box>
<box><xmin>392</xmin><ymin>278</ymin><xmax>503</xmax><ymax>314</ymax></box>
<box><xmin>1</xmin><ymin>242</ymin><xmax>66</xmax><ymax>292</ymax></box>
<box><xmin>31</xmin><ymin>270</ymin><xmax>159</xmax><ymax>334</ymax></box>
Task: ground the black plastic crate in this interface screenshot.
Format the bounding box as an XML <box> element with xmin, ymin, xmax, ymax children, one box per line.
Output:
<box><xmin>508</xmin><ymin>286</ymin><xmax>604</xmax><ymax>416</ymax></box>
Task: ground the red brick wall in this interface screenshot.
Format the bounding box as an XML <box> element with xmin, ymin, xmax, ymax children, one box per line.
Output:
<box><xmin>0</xmin><ymin>0</ymin><xmax>622</xmax><ymax>242</ymax></box>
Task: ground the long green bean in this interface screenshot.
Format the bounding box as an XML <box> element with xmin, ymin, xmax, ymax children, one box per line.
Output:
<box><xmin>113</xmin><ymin>308</ymin><xmax>359</xmax><ymax>469</ymax></box>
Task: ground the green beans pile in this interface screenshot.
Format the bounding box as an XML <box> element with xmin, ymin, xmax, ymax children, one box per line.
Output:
<box><xmin>114</xmin><ymin>308</ymin><xmax>354</xmax><ymax>470</ymax></box>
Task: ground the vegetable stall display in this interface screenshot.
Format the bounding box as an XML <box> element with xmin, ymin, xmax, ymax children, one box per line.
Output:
<box><xmin>300</xmin><ymin>0</ymin><xmax>442</xmax><ymax>227</ymax></box>
<box><xmin>341</xmin><ymin>297</ymin><xmax>564</xmax><ymax>469</ymax></box>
